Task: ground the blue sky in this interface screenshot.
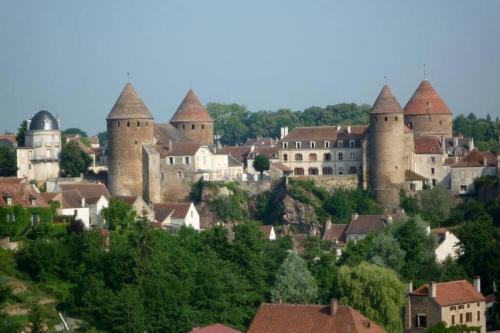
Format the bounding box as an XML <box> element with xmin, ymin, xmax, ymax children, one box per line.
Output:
<box><xmin>1</xmin><ymin>0</ymin><xmax>499</xmax><ymax>134</ymax></box>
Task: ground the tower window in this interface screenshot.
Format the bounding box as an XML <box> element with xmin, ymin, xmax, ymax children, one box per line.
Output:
<box><xmin>146</xmin><ymin>121</ymin><xmax>149</xmax><ymax>127</ymax></box>
<box><xmin>137</xmin><ymin>121</ymin><xmax>140</xmax><ymax>127</ymax></box>
<box><xmin>192</xmin><ymin>124</ymin><xmax>195</xmax><ymax>130</ymax></box>
<box><xmin>384</xmin><ymin>117</ymin><xmax>388</xmax><ymax>121</ymax></box>
<box><xmin>202</xmin><ymin>124</ymin><xmax>205</xmax><ymax>129</ymax></box>
<box><xmin>127</xmin><ymin>121</ymin><xmax>130</xmax><ymax>127</ymax></box>
<box><xmin>395</xmin><ymin>116</ymin><xmax>398</xmax><ymax>121</ymax></box>
<box><xmin>117</xmin><ymin>121</ymin><xmax>121</xmax><ymax>127</ymax></box>
<box><xmin>182</xmin><ymin>124</ymin><xmax>185</xmax><ymax>130</ymax></box>
<box><xmin>134</xmin><ymin>139</ymin><xmax>138</xmax><ymax>145</ymax></box>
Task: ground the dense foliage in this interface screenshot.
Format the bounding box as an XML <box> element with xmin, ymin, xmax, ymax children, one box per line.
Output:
<box><xmin>453</xmin><ymin>113</ymin><xmax>500</xmax><ymax>153</ymax></box>
<box><xmin>252</xmin><ymin>154</ymin><xmax>270</xmax><ymax>180</ymax></box>
<box><xmin>0</xmin><ymin>146</ymin><xmax>17</xmax><ymax>177</ymax></box>
<box><xmin>60</xmin><ymin>141</ymin><xmax>92</xmax><ymax>177</ymax></box>
<box><xmin>15</xmin><ymin>120</ymin><xmax>28</xmax><ymax>147</ymax></box>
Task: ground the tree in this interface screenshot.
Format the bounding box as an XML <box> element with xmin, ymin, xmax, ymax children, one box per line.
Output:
<box><xmin>420</xmin><ymin>186</ymin><xmax>453</xmax><ymax>225</ymax></box>
<box><xmin>97</xmin><ymin>131</ymin><xmax>108</xmax><ymax>147</ymax></box>
<box><xmin>0</xmin><ymin>146</ymin><xmax>17</xmax><ymax>177</ymax></box>
<box><xmin>60</xmin><ymin>141</ymin><xmax>92</xmax><ymax>176</ymax></box>
<box><xmin>29</xmin><ymin>303</ymin><xmax>45</xmax><ymax>333</ymax></box>
<box><xmin>101</xmin><ymin>199</ymin><xmax>136</xmax><ymax>231</ymax></box>
<box><xmin>336</xmin><ymin>262</ymin><xmax>406</xmax><ymax>333</ymax></box>
<box><xmin>253</xmin><ymin>155</ymin><xmax>270</xmax><ymax>180</ymax></box>
<box><xmin>424</xmin><ymin>321</ymin><xmax>480</xmax><ymax>332</ymax></box>
<box><xmin>64</xmin><ymin>128</ymin><xmax>88</xmax><ymax>137</ymax></box>
<box><xmin>368</xmin><ymin>233</ymin><xmax>406</xmax><ymax>272</ymax></box>
<box><xmin>271</xmin><ymin>251</ymin><xmax>318</xmax><ymax>304</ymax></box>
<box><xmin>16</xmin><ymin>120</ymin><xmax>28</xmax><ymax>147</ymax></box>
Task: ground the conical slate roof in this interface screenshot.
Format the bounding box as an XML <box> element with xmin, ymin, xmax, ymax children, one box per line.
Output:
<box><xmin>404</xmin><ymin>80</ymin><xmax>451</xmax><ymax>115</ymax></box>
<box><xmin>107</xmin><ymin>83</ymin><xmax>153</xmax><ymax>120</ymax></box>
<box><xmin>370</xmin><ymin>85</ymin><xmax>404</xmax><ymax>114</ymax></box>
<box><xmin>170</xmin><ymin>89</ymin><xmax>213</xmax><ymax>123</ymax></box>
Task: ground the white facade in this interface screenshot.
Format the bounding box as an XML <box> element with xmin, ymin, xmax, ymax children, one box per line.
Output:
<box><xmin>91</xmin><ymin>196</ymin><xmax>109</xmax><ymax>227</ymax></box>
<box><xmin>61</xmin><ymin>206</ymin><xmax>90</xmax><ymax>229</ymax></box>
<box><xmin>450</xmin><ymin>166</ymin><xmax>496</xmax><ymax>195</ymax></box>
<box><xmin>413</xmin><ymin>153</ymin><xmax>448</xmax><ymax>188</ymax></box>
<box><xmin>158</xmin><ymin>203</ymin><xmax>200</xmax><ymax>230</ymax></box>
<box><xmin>431</xmin><ymin>228</ymin><xmax>461</xmax><ymax>263</ymax></box>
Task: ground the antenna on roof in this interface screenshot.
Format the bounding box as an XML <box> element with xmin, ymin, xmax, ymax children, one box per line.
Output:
<box><xmin>423</xmin><ymin>64</ymin><xmax>427</xmax><ymax>80</ymax></box>
<box><xmin>126</xmin><ymin>72</ymin><xmax>131</xmax><ymax>83</ymax></box>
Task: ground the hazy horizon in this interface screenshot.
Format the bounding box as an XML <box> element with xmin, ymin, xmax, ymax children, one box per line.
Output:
<box><xmin>1</xmin><ymin>0</ymin><xmax>499</xmax><ymax>135</ymax></box>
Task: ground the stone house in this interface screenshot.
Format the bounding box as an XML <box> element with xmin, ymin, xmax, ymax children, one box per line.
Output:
<box><xmin>412</xmin><ymin>136</ymin><xmax>448</xmax><ymax>188</ymax></box>
<box><xmin>114</xmin><ymin>195</ymin><xmax>154</xmax><ymax>221</ymax></box>
<box><xmin>248</xmin><ymin>299</ymin><xmax>387</xmax><ymax>333</ymax></box>
<box><xmin>450</xmin><ymin>150</ymin><xmax>497</xmax><ymax>195</ymax></box>
<box><xmin>153</xmin><ymin>202</ymin><xmax>200</xmax><ymax>230</ymax></box>
<box><xmin>43</xmin><ymin>190</ymin><xmax>90</xmax><ymax>228</ymax></box>
<box><xmin>344</xmin><ymin>214</ymin><xmax>391</xmax><ymax>242</ymax></box>
<box><xmin>405</xmin><ymin>278</ymin><xmax>486</xmax><ymax>332</ymax></box>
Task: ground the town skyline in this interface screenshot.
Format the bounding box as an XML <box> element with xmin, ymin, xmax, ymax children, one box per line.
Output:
<box><xmin>1</xmin><ymin>0</ymin><xmax>500</xmax><ymax>134</ymax></box>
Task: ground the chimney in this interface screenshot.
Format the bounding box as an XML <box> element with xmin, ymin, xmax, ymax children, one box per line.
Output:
<box><xmin>429</xmin><ymin>281</ymin><xmax>437</xmax><ymax>298</ymax></box>
<box><xmin>473</xmin><ymin>276</ymin><xmax>481</xmax><ymax>293</ymax></box>
<box><xmin>330</xmin><ymin>299</ymin><xmax>339</xmax><ymax>316</ymax></box>
<box><xmin>81</xmin><ymin>197</ymin><xmax>86</xmax><ymax>208</ymax></box>
<box><xmin>336</xmin><ymin>125</ymin><xmax>341</xmax><ymax>131</ymax></box>
<box><xmin>407</xmin><ymin>281</ymin><xmax>413</xmax><ymax>293</ymax></box>
<box><xmin>352</xmin><ymin>213</ymin><xmax>359</xmax><ymax>221</ymax></box>
<box><xmin>482</xmin><ymin>156</ymin><xmax>487</xmax><ymax>167</ymax></box>
<box><xmin>347</xmin><ymin>125</ymin><xmax>351</xmax><ymax>134</ymax></box>
<box><xmin>280</xmin><ymin>127</ymin><xmax>289</xmax><ymax>139</ymax></box>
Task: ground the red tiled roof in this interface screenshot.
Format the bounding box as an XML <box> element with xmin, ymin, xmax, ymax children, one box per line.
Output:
<box><xmin>245</xmin><ymin>137</ymin><xmax>277</xmax><ymax>147</ymax></box>
<box><xmin>0</xmin><ymin>134</ymin><xmax>17</xmax><ymax>146</ymax></box>
<box><xmin>61</xmin><ymin>189</ymin><xmax>84</xmax><ymax>209</ymax></box>
<box><xmin>107</xmin><ymin>83</ymin><xmax>153</xmax><ymax>120</ymax></box>
<box><xmin>411</xmin><ymin>280</ymin><xmax>485</xmax><ymax>306</ymax></box>
<box><xmin>323</xmin><ymin>224</ymin><xmax>348</xmax><ymax>245</ymax></box>
<box><xmin>404</xmin><ymin>80</ymin><xmax>451</xmax><ymax>116</ymax></box>
<box><xmin>281</xmin><ymin>125</ymin><xmax>368</xmax><ymax>142</ymax></box>
<box><xmin>248</xmin><ymin>303</ymin><xmax>387</xmax><ymax>333</ymax></box>
<box><xmin>346</xmin><ymin>215</ymin><xmax>389</xmax><ymax>235</ymax></box>
<box><xmin>40</xmin><ymin>192</ymin><xmax>60</xmax><ymax>203</ymax></box>
<box><xmin>248</xmin><ymin>146</ymin><xmax>279</xmax><ymax>160</ymax></box>
<box><xmin>260</xmin><ymin>225</ymin><xmax>274</xmax><ymax>238</ymax></box>
<box><xmin>88</xmin><ymin>136</ymin><xmax>99</xmax><ymax>145</ymax></box>
<box><xmin>414</xmin><ymin>136</ymin><xmax>443</xmax><ymax>154</ymax></box>
<box><xmin>189</xmin><ymin>323</ymin><xmax>242</xmax><ymax>333</ymax></box>
<box><xmin>451</xmin><ymin>150</ymin><xmax>497</xmax><ymax>168</ymax></box>
<box><xmin>58</xmin><ymin>183</ymin><xmax>110</xmax><ymax>204</ymax></box>
<box><xmin>221</xmin><ymin>146</ymin><xmax>251</xmax><ymax>164</ymax></box>
<box><xmin>153</xmin><ymin>202</ymin><xmax>191</xmax><ymax>221</ymax></box>
<box><xmin>165</xmin><ymin>142</ymin><xmax>201</xmax><ymax>156</ymax></box>
<box><xmin>0</xmin><ymin>178</ymin><xmax>49</xmax><ymax>208</ymax></box>
<box><xmin>370</xmin><ymin>85</ymin><xmax>404</xmax><ymax>115</ymax></box>
<box><xmin>170</xmin><ymin>89</ymin><xmax>213</xmax><ymax>123</ymax></box>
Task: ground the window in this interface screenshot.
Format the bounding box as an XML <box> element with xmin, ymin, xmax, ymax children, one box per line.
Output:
<box><xmin>349</xmin><ymin>166</ymin><xmax>357</xmax><ymax>174</ymax></box>
<box><xmin>431</xmin><ymin>167</ymin><xmax>435</xmax><ymax>175</ymax></box>
<box><xmin>309</xmin><ymin>153</ymin><xmax>317</xmax><ymax>161</ymax></box>
<box><xmin>350</xmin><ymin>152</ymin><xmax>355</xmax><ymax>160</ymax></box>
<box><xmin>349</xmin><ymin>140</ymin><xmax>355</xmax><ymax>148</ymax></box>
<box><xmin>146</xmin><ymin>121</ymin><xmax>149</xmax><ymax>127</ymax></box>
<box><xmin>450</xmin><ymin>306</ymin><xmax>457</xmax><ymax>311</ymax></box>
<box><xmin>466</xmin><ymin>312</ymin><xmax>472</xmax><ymax>323</ymax></box>
<box><xmin>416</xmin><ymin>314</ymin><xmax>427</xmax><ymax>328</ymax></box>
<box><xmin>74</xmin><ymin>209</ymin><xmax>78</xmax><ymax>216</ymax></box>
<box><xmin>338</xmin><ymin>167</ymin><xmax>344</xmax><ymax>175</ymax></box>
<box><xmin>459</xmin><ymin>185</ymin><xmax>467</xmax><ymax>193</ymax></box>
<box><xmin>182</xmin><ymin>124</ymin><xmax>186</xmax><ymax>129</ymax></box>
<box><xmin>458</xmin><ymin>305</ymin><xmax>465</xmax><ymax>310</ymax></box>
<box><xmin>137</xmin><ymin>121</ymin><xmax>140</xmax><ymax>127</ymax></box>
<box><xmin>282</xmin><ymin>142</ymin><xmax>288</xmax><ymax>149</ymax></box>
<box><xmin>295</xmin><ymin>142</ymin><xmax>301</xmax><ymax>149</ymax></box>
<box><xmin>460</xmin><ymin>313</ymin><xmax>463</xmax><ymax>324</ymax></box>
<box><xmin>324</xmin><ymin>141</ymin><xmax>330</xmax><ymax>148</ymax></box>
<box><xmin>127</xmin><ymin>121</ymin><xmax>130</xmax><ymax>127</ymax></box>
<box><xmin>46</xmin><ymin>149</ymin><xmax>51</xmax><ymax>158</ymax></box>
<box><xmin>295</xmin><ymin>154</ymin><xmax>303</xmax><ymax>161</ymax></box>
<box><xmin>202</xmin><ymin>124</ymin><xmax>205</xmax><ymax>129</ymax></box>
<box><xmin>283</xmin><ymin>153</ymin><xmax>288</xmax><ymax>161</ymax></box>
<box><xmin>324</xmin><ymin>153</ymin><xmax>331</xmax><ymax>161</ymax></box>
<box><xmin>322</xmin><ymin>167</ymin><xmax>333</xmax><ymax>175</ymax></box>
<box><xmin>177</xmin><ymin>171</ymin><xmax>183</xmax><ymax>180</ymax></box>
<box><xmin>192</xmin><ymin>124</ymin><xmax>195</xmax><ymax>129</ymax></box>
<box><xmin>294</xmin><ymin>168</ymin><xmax>304</xmax><ymax>176</ymax></box>
<box><xmin>184</xmin><ymin>156</ymin><xmax>190</xmax><ymax>164</ymax></box>
<box><xmin>384</xmin><ymin>117</ymin><xmax>388</xmax><ymax>121</ymax></box>
<box><xmin>168</xmin><ymin>157</ymin><xmax>174</xmax><ymax>165</ymax></box>
<box><xmin>395</xmin><ymin>116</ymin><xmax>398</xmax><ymax>121</ymax></box>
<box><xmin>30</xmin><ymin>197</ymin><xmax>36</xmax><ymax>206</ymax></box>
<box><xmin>338</xmin><ymin>152</ymin><xmax>344</xmax><ymax>161</ymax></box>
<box><xmin>31</xmin><ymin>214</ymin><xmax>39</xmax><ymax>227</ymax></box>
<box><xmin>477</xmin><ymin>311</ymin><xmax>480</xmax><ymax>321</ymax></box>
<box><xmin>6</xmin><ymin>197</ymin><xmax>12</xmax><ymax>206</ymax></box>
<box><xmin>308</xmin><ymin>167</ymin><xmax>318</xmax><ymax>176</ymax></box>
<box><xmin>310</xmin><ymin>141</ymin><xmax>316</xmax><ymax>148</ymax></box>
<box><xmin>117</xmin><ymin>121</ymin><xmax>121</xmax><ymax>127</ymax></box>
<box><xmin>338</xmin><ymin>140</ymin><xmax>343</xmax><ymax>148</ymax></box>
<box><xmin>160</xmin><ymin>172</ymin><xmax>165</xmax><ymax>181</ymax></box>
<box><xmin>452</xmin><ymin>315</ymin><xmax>455</xmax><ymax>325</ymax></box>
<box><xmin>431</xmin><ymin>156</ymin><xmax>435</xmax><ymax>163</ymax></box>
<box><xmin>432</xmin><ymin>179</ymin><xmax>436</xmax><ymax>186</ymax></box>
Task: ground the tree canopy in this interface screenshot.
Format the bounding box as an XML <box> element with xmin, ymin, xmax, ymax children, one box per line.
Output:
<box><xmin>0</xmin><ymin>146</ymin><xmax>17</xmax><ymax>177</ymax></box>
<box><xmin>60</xmin><ymin>141</ymin><xmax>92</xmax><ymax>176</ymax></box>
<box><xmin>253</xmin><ymin>155</ymin><xmax>270</xmax><ymax>179</ymax></box>
<box><xmin>16</xmin><ymin>120</ymin><xmax>28</xmax><ymax>147</ymax></box>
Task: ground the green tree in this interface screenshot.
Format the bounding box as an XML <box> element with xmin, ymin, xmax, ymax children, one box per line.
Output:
<box><xmin>60</xmin><ymin>141</ymin><xmax>92</xmax><ymax>176</ymax></box>
<box><xmin>271</xmin><ymin>251</ymin><xmax>318</xmax><ymax>304</ymax></box>
<box><xmin>253</xmin><ymin>154</ymin><xmax>270</xmax><ymax>180</ymax></box>
<box><xmin>336</xmin><ymin>262</ymin><xmax>406</xmax><ymax>333</ymax></box>
<box><xmin>420</xmin><ymin>186</ymin><xmax>453</xmax><ymax>225</ymax></box>
<box><xmin>97</xmin><ymin>131</ymin><xmax>107</xmax><ymax>147</ymax></box>
<box><xmin>368</xmin><ymin>233</ymin><xmax>406</xmax><ymax>272</ymax></box>
<box><xmin>64</xmin><ymin>128</ymin><xmax>88</xmax><ymax>137</ymax></box>
<box><xmin>0</xmin><ymin>146</ymin><xmax>17</xmax><ymax>177</ymax></box>
<box><xmin>29</xmin><ymin>303</ymin><xmax>45</xmax><ymax>333</ymax></box>
<box><xmin>101</xmin><ymin>199</ymin><xmax>136</xmax><ymax>231</ymax></box>
<box><xmin>424</xmin><ymin>321</ymin><xmax>480</xmax><ymax>332</ymax></box>
<box><xmin>16</xmin><ymin>120</ymin><xmax>28</xmax><ymax>147</ymax></box>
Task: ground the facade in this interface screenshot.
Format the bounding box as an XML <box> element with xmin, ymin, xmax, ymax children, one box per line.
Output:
<box><xmin>430</xmin><ymin>227</ymin><xmax>460</xmax><ymax>263</ymax></box>
<box><xmin>248</xmin><ymin>299</ymin><xmax>387</xmax><ymax>333</ymax></box>
<box><xmin>345</xmin><ymin>214</ymin><xmax>391</xmax><ymax>242</ymax></box>
<box><xmin>16</xmin><ymin>110</ymin><xmax>61</xmax><ymax>183</ymax></box>
<box><xmin>412</xmin><ymin>136</ymin><xmax>448</xmax><ymax>188</ymax></box>
<box><xmin>115</xmin><ymin>195</ymin><xmax>154</xmax><ymax>221</ymax></box>
<box><xmin>405</xmin><ymin>278</ymin><xmax>486</xmax><ymax>333</ymax></box>
<box><xmin>59</xmin><ymin>189</ymin><xmax>90</xmax><ymax>228</ymax></box>
<box><xmin>260</xmin><ymin>225</ymin><xmax>276</xmax><ymax>241</ymax></box>
<box><xmin>450</xmin><ymin>150</ymin><xmax>497</xmax><ymax>195</ymax></box>
<box><xmin>153</xmin><ymin>202</ymin><xmax>200</xmax><ymax>230</ymax></box>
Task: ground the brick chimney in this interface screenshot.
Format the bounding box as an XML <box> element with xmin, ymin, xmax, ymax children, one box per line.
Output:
<box><xmin>330</xmin><ymin>299</ymin><xmax>339</xmax><ymax>316</ymax></box>
<box><xmin>429</xmin><ymin>281</ymin><xmax>437</xmax><ymax>298</ymax></box>
<box><xmin>473</xmin><ymin>276</ymin><xmax>481</xmax><ymax>293</ymax></box>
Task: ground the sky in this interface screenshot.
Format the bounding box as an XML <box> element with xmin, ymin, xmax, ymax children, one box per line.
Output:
<box><xmin>1</xmin><ymin>0</ymin><xmax>499</xmax><ymax>135</ymax></box>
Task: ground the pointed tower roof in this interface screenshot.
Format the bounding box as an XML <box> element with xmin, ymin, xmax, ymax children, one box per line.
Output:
<box><xmin>404</xmin><ymin>80</ymin><xmax>451</xmax><ymax>115</ymax></box>
<box><xmin>170</xmin><ymin>89</ymin><xmax>213</xmax><ymax>123</ymax></box>
<box><xmin>107</xmin><ymin>83</ymin><xmax>153</xmax><ymax>120</ymax></box>
<box><xmin>370</xmin><ymin>85</ymin><xmax>404</xmax><ymax>114</ymax></box>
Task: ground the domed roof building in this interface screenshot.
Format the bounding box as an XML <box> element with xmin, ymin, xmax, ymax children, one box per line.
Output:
<box><xmin>28</xmin><ymin>110</ymin><xmax>60</xmax><ymax>131</ymax></box>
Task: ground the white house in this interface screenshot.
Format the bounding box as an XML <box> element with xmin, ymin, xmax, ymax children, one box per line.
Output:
<box><xmin>153</xmin><ymin>202</ymin><xmax>200</xmax><ymax>230</ymax></box>
<box><xmin>260</xmin><ymin>225</ymin><xmax>276</xmax><ymax>241</ymax></box>
<box><xmin>429</xmin><ymin>227</ymin><xmax>461</xmax><ymax>262</ymax></box>
<box><xmin>450</xmin><ymin>150</ymin><xmax>497</xmax><ymax>195</ymax></box>
<box><xmin>60</xmin><ymin>189</ymin><xmax>90</xmax><ymax>228</ymax></box>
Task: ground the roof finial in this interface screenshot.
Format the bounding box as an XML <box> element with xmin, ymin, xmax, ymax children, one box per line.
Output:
<box><xmin>423</xmin><ymin>64</ymin><xmax>427</xmax><ymax>80</ymax></box>
<box><xmin>126</xmin><ymin>72</ymin><xmax>131</xmax><ymax>83</ymax></box>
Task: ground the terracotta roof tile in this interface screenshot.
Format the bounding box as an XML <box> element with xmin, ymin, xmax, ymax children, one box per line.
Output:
<box><xmin>451</xmin><ymin>150</ymin><xmax>497</xmax><ymax>168</ymax></box>
<box><xmin>323</xmin><ymin>224</ymin><xmax>348</xmax><ymax>245</ymax></box>
<box><xmin>346</xmin><ymin>215</ymin><xmax>389</xmax><ymax>235</ymax></box>
<box><xmin>58</xmin><ymin>183</ymin><xmax>110</xmax><ymax>204</ymax></box>
<box><xmin>107</xmin><ymin>83</ymin><xmax>153</xmax><ymax>120</ymax></box>
<box><xmin>170</xmin><ymin>89</ymin><xmax>213</xmax><ymax>123</ymax></box>
<box><xmin>281</xmin><ymin>125</ymin><xmax>368</xmax><ymax>142</ymax></box>
<box><xmin>370</xmin><ymin>85</ymin><xmax>404</xmax><ymax>115</ymax></box>
<box><xmin>248</xmin><ymin>146</ymin><xmax>279</xmax><ymax>159</ymax></box>
<box><xmin>154</xmin><ymin>123</ymin><xmax>192</xmax><ymax>145</ymax></box>
<box><xmin>114</xmin><ymin>195</ymin><xmax>138</xmax><ymax>205</ymax></box>
<box><xmin>61</xmin><ymin>189</ymin><xmax>85</xmax><ymax>209</ymax></box>
<box><xmin>411</xmin><ymin>280</ymin><xmax>485</xmax><ymax>306</ymax></box>
<box><xmin>188</xmin><ymin>323</ymin><xmax>242</xmax><ymax>333</ymax></box>
<box><xmin>220</xmin><ymin>146</ymin><xmax>251</xmax><ymax>164</ymax></box>
<box><xmin>414</xmin><ymin>136</ymin><xmax>444</xmax><ymax>154</ymax></box>
<box><xmin>153</xmin><ymin>202</ymin><xmax>191</xmax><ymax>221</ymax></box>
<box><xmin>404</xmin><ymin>80</ymin><xmax>451</xmax><ymax>116</ymax></box>
<box><xmin>248</xmin><ymin>303</ymin><xmax>387</xmax><ymax>333</ymax></box>
<box><xmin>0</xmin><ymin>178</ymin><xmax>49</xmax><ymax>208</ymax></box>
<box><xmin>405</xmin><ymin>169</ymin><xmax>427</xmax><ymax>181</ymax></box>
<box><xmin>165</xmin><ymin>142</ymin><xmax>201</xmax><ymax>156</ymax></box>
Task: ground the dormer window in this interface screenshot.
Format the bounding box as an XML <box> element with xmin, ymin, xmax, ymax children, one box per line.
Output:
<box><xmin>3</xmin><ymin>193</ymin><xmax>13</xmax><ymax>206</ymax></box>
<box><xmin>324</xmin><ymin>141</ymin><xmax>329</xmax><ymax>148</ymax></box>
<box><xmin>295</xmin><ymin>142</ymin><xmax>301</xmax><ymax>149</ymax></box>
<box><xmin>29</xmin><ymin>195</ymin><xmax>36</xmax><ymax>206</ymax></box>
<box><xmin>350</xmin><ymin>140</ymin><xmax>355</xmax><ymax>148</ymax></box>
<box><xmin>282</xmin><ymin>142</ymin><xmax>288</xmax><ymax>149</ymax></box>
<box><xmin>310</xmin><ymin>141</ymin><xmax>316</xmax><ymax>148</ymax></box>
<box><xmin>338</xmin><ymin>140</ymin><xmax>343</xmax><ymax>148</ymax></box>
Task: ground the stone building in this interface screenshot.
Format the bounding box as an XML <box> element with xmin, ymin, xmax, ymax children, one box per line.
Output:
<box><xmin>16</xmin><ymin>110</ymin><xmax>61</xmax><ymax>183</ymax></box>
<box><xmin>405</xmin><ymin>278</ymin><xmax>486</xmax><ymax>333</ymax></box>
<box><xmin>450</xmin><ymin>150</ymin><xmax>497</xmax><ymax>195</ymax></box>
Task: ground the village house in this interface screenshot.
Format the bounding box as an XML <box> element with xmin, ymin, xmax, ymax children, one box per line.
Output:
<box><xmin>114</xmin><ymin>195</ymin><xmax>154</xmax><ymax>221</ymax></box>
<box><xmin>248</xmin><ymin>299</ymin><xmax>387</xmax><ymax>333</ymax></box>
<box><xmin>42</xmin><ymin>190</ymin><xmax>90</xmax><ymax>228</ymax></box>
<box><xmin>405</xmin><ymin>277</ymin><xmax>486</xmax><ymax>333</ymax></box>
<box><xmin>412</xmin><ymin>136</ymin><xmax>448</xmax><ymax>188</ymax></box>
<box><xmin>260</xmin><ymin>225</ymin><xmax>276</xmax><ymax>241</ymax></box>
<box><xmin>450</xmin><ymin>150</ymin><xmax>497</xmax><ymax>195</ymax></box>
<box><xmin>188</xmin><ymin>323</ymin><xmax>242</xmax><ymax>333</ymax></box>
<box><xmin>429</xmin><ymin>227</ymin><xmax>460</xmax><ymax>263</ymax></box>
<box><xmin>153</xmin><ymin>202</ymin><xmax>200</xmax><ymax>230</ymax></box>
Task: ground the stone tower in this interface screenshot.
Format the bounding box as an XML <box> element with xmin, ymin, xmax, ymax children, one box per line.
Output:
<box><xmin>107</xmin><ymin>83</ymin><xmax>154</xmax><ymax>197</ymax></box>
<box><xmin>169</xmin><ymin>89</ymin><xmax>214</xmax><ymax>145</ymax></box>
<box><xmin>368</xmin><ymin>85</ymin><xmax>405</xmax><ymax>208</ymax></box>
<box><xmin>404</xmin><ymin>79</ymin><xmax>452</xmax><ymax>139</ymax></box>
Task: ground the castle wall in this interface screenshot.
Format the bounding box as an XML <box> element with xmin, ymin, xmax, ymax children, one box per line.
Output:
<box><xmin>107</xmin><ymin>118</ymin><xmax>154</xmax><ymax>197</ymax></box>
<box><xmin>172</xmin><ymin>121</ymin><xmax>214</xmax><ymax>145</ymax></box>
<box><xmin>405</xmin><ymin>114</ymin><xmax>452</xmax><ymax>139</ymax></box>
<box><xmin>142</xmin><ymin>144</ymin><xmax>161</xmax><ymax>203</ymax></box>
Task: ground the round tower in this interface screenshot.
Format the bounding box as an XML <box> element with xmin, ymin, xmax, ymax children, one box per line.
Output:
<box><xmin>169</xmin><ymin>89</ymin><xmax>214</xmax><ymax>145</ymax></box>
<box><xmin>106</xmin><ymin>82</ymin><xmax>154</xmax><ymax>197</ymax></box>
<box><xmin>368</xmin><ymin>85</ymin><xmax>405</xmax><ymax>208</ymax></box>
<box><xmin>404</xmin><ymin>79</ymin><xmax>452</xmax><ymax>139</ymax></box>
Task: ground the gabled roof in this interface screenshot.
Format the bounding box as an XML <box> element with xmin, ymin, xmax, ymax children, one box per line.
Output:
<box><xmin>248</xmin><ymin>303</ymin><xmax>386</xmax><ymax>333</ymax></box>
<box><xmin>370</xmin><ymin>85</ymin><xmax>404</xmax><ymax>115</ymax></box>
<box><xmin>404</xmin><ymin>80</ymin><xmax>452</xmax><ymax>116</ymax></box>
<box><xmin>323</xmin><ymin>224</ymin><xmax>348</xmax><ymax>245</ymax></box>
<box><xmin>165</xmin><ymin>142</ymin><xmax>201</xmax><ymax>157</ymax></box>
<box><xmin>154</xmin><ymin>123</ymin><xmax>191</xmax><ymax>145</ymax></box>
<box><xmin>260</xmin><ymin>225</ymin><xmax>274</xmax><ymax>238</ymax></box>
<box><xmin>220</xmin><ymin>146</ymin><xmax>251</xmax><ymax>164</ymax></box>
<box><xmin>0</xmin><ymin>178</ymin><xmax>49</xmax><ymax>208</ymax></box>
<box><xmin>153</xmin><ymin>202</ymin><xmax>192</xmax><ymax>222</ymax></box>
<box><xmin>405</xmin><ymin>169</ymin><xmax>427</xmax><ymax>181</ymax></box>
<box><xmin>271</xmin><ymin>162</ymin><xmax>293</xmax><ymax>173</ymax></box>
<box><xmin>346</xmin><ymin>215</ymin><xmax>389</xmax><ymax>235</ymax></box>
<box><xmin>61</xmin><ymin>189</ymin><xmax>85</xmax><ymax>209</ymax></box>
<box><xmin>411</xmin><ymin>280</ymin><xmax>485</xmax><ymax>306</ymax></box>
<box><xmin>58</xmin><ymin>183</ymin><xmax>110</xmax><ymax>204</ymax></box>
<box><xmin>107</xmin><ymin>83</ymin><xmax>154</xmax><ymax>120</ymax></box>
<box><xmin>451</xmin><ymin>150</ymin><xmax>497</xmax><ymax>168</ymax></box>
<box><xmin>114</xmin><ymin>195</ymin><xmax>139</xmax><ymax>205</ymax></box>
<box><xmin>414</xmin><ymin>136</ymin><xmax>444</xmax><ymax>154</ymax></box>
<box><xmin>188</xmin><ymin>323</ymin><xmax>242</xmax><ymax>333</ymax></box>
<box><xmin>281</xmin><ymin>125</ymin><xmax>368</xmax><ymax>142</ymax></box>
<box><xmin>170</xmin><ymin>89</ymin><xmax>213</xmax><ymax>123</ymax></box>
<box><xmin>248</xmin><ymin>146</ymin><xmax>279</xmax><ymax>160</ymax></box>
